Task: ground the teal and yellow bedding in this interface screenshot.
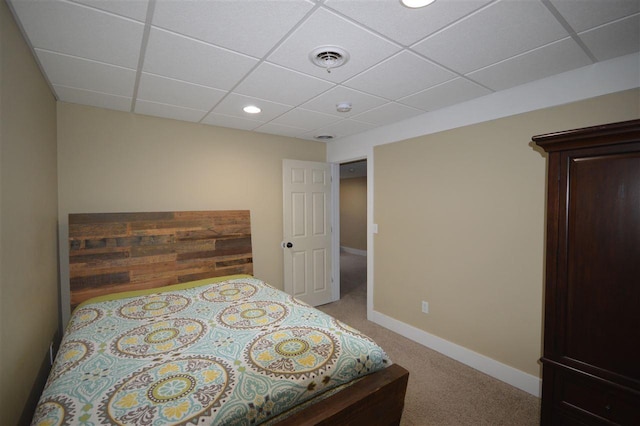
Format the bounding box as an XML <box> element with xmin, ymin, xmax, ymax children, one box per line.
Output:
<box><xmin>32</xmin><ymin>275</ymin><xmax>390</xmax><ymax>425</ymax></box>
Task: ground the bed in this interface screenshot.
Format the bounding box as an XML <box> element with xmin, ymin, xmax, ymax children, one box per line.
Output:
<box><xmin>33</xmin><ymin>210</ymin><xmax>408</xmax><ymax>425</ymax></box>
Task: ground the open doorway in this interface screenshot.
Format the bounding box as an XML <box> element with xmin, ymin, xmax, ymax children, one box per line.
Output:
<box><xmin>339</xmin><ymin>159</ymin><xmax>367</xmax><ymax>300</ymax></box>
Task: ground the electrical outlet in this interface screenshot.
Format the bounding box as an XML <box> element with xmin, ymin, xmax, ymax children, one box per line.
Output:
<box><xmin>421</xmin><ymin>301</ymin><xmax>429</xmax><ymax>314</ymax></box>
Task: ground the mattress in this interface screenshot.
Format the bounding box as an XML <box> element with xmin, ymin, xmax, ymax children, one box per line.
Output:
<box><xmin>32</xmin><ymin>275</ymin><xmax>391</xmax><ymax>425</ymax></box>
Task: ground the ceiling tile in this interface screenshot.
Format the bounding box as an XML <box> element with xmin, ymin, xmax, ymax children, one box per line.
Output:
<box><xmin>267</xmin><ymin>8</ymin><xmax>401</xmax><ymax>83</ymax></box>
<box><xmin>70</xmin><ymin>0</ymin><xmax>149</xmax><ymax>22</ymax></box>
<box><xmin>151</xmin><ymin>0</ymin><xmax>314</xmax><ymax>58</ymax></box>
<box><xmin>398</xmin><ymin>78</ymin><xmax>491</xmax><ymax>111</ymax></box>
<box><xmin>201</xmin><ymin>112</ymin><xmax>264</xmax><ymax>132</ymax></box>
<box><xmin>549</xmin><ymin>0</ymin><xmax>640</xmax><ymax>33</ymax></box>
<box><xmin>413</xmin><ymin>0</ymin><xmax>569</xmax><ymax>74</ymax></box>
<box><xmin>467</xmin><ymin>37</ymin><xmax>593</xmax><ymax>91</ymax></box>
<box><xmin>578</xmin><ymin>15</ymin><xmax>640</xmax><ymax>61</ymax></box>
<box><xmin>143</xmin><ymin>28</ymin><xmax>259</xmax><ymax>90</ymax></box>
<box><xmin>35</xmin><ymin>49</ymin><xmax>136</xmax><ymax>97</ymax></box>
<box><xmin>137</xmin><ymin>73</ymin><xmax>226</xmax><ymax>111</ymax></box>
<box><xmin>254</xmin><ymin>122</ymin><xmax>308</xmax><ymax>138</ymax></box>
<box><xmin>54</xmin><ymin>85</ymin><xmax>132</xmax><ymax>112</ymax></box>
<box><xmin>271</xmin><ymin>108</ymin><xmax>341</xmax><ymax>130</ymax></box>
<box><xmin>301</xmin><ymin>119</ymin><xmax>377</xmax><ymax>140</ymax></box>
<box><xmin>300</xmin><ymin>86</ymin><xmax>387</xmax><ymax>118</ymax></box>
<box><xmin>351</xmin><ymin>102</ymin><xmax>424</xmax><ymax>125</ymax></box>
<box><xmin>9</xmin><ymin>0</ymin><xmax>144</xmax><ymax>68</ymax></box>
<box><xmin>212</xmin><ymin>93</ymin><xmax>292</xmax><ymax>122</ymax></box>
<box><xmin>325</xmin><ymin>0</ymin><xmax>493</xmax><ymax>46</ymax></box>
<box><xmin>134</xmin><ymin>100</ymin><xmax>208</xmax><ymax>123</ymax></box>
<box><xmin>234</xmin><ymin>62</ymin><xmax>334</xmax><ymax>106</ymax></box>
<box><xmin>344</xmin><ymin>51</ymin><xmax>456</xmax><ymax>100</ymax></box>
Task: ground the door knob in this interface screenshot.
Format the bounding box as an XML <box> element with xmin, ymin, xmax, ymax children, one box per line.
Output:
<box><xmin>286</xmin><ymin>242</ymin><xmax>293</xmax><ymax>248</ymax></box>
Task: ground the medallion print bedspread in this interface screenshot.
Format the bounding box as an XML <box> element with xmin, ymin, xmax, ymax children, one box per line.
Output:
<box><xmin>32</xmin><ymin>276</ymin><xmax>390</xmax><ymax>425</ymax></box>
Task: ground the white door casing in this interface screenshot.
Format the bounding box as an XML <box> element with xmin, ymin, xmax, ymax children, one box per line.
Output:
<box><xmin>282</xmin><ymin>159</ymin><xmax>333</xmax><ymax>306</ymax></box>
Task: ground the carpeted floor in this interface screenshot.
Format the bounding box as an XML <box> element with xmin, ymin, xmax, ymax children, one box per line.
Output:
<box><xmin>317</xmin><ymin>252</ymin><xmax>541</xmax><ymax>426</ymax></box>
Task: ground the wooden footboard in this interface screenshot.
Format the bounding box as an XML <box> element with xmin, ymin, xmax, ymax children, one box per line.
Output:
<box><xmin>276</xmin><ymin>364</ymin><xmax>410</xmax><ymax>426</ymax></box>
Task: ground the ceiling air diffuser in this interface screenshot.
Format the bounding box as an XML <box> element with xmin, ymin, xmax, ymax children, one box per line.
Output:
<box><xmin>309</xmin><ymin>46</ymin><xmax>350</xmax><ymax>73</ymax></box>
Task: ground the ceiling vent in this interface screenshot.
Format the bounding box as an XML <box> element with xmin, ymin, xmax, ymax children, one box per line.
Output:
<box><xmin>309</xmin><ymin>46</ymin><xmax>349</xmax><ymax>73</ymax></box>
<box><xmin>314</xmin><ymin>134</ymin><xmax>335</xmax><ymax>140</ymax></box>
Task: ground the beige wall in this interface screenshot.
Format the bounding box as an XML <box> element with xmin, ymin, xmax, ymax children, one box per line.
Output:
<box><xmin>57</xmin><ymin>103</ymin><xmax>326</xmax><ymax>324</ymax></box>
<box><xmin>340</xmin><ymin>177</ymin><xmax>367</xmax><ymax>251</ymax></box>
<box><xmin>374</xmin><ymin>89</ymin><xmax>640</xmax><ymax>377</ymax></box>
<box><xmin>0</xmin><ymin>1</ymin><xmax>59</xmax><ymax>424</ymax></box>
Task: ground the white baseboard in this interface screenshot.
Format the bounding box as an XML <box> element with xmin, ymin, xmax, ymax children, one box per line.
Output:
<box><xmin>340</xmin><ymin>246</ymin><xmax>367</xmax><ymax>256</ymax></box>
<box><xmin>369</xmin><ymin>309</ymin><xmax>542</xmax><ymax>397</ymax></box>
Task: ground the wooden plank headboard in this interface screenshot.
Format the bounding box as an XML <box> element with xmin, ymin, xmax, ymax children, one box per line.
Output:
<box><xmin>69</xmin><ymin>210</ymin><xmax>253</xmax><ymax>310</ymax></box>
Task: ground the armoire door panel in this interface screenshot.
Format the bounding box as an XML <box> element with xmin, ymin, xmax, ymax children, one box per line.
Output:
<box><xmin>562</xmin><ymin>151</ymin><xmax>640</xmax><ymax>381</ymax></box>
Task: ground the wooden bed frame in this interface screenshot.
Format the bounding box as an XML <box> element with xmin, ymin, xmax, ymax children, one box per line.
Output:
<box><xmin>68</xmin><ymin>210</ymin><xmax>409</xmax><ymax>425</ymax></box>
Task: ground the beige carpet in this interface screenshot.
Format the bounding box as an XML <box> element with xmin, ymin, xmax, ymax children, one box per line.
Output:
<box><xmin>317</xmin><ymin>252</ymin><xmax>540</xmax><ymax>426</ymax></box>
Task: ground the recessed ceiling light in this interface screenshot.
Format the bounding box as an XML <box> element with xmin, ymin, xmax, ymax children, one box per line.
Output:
<box><xmin>400</xmin><ymin>0</ymin><xmax>436</xmax><ymax>8</ymax></box>
<box><xmin>243</xmin><ymin>105</ymin><xmax>261</xmax><ymax>114</ymax></box>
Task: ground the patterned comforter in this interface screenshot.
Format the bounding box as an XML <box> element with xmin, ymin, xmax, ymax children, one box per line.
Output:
<box><xmin>32</xmin><ymin>275</ymin><xmax>391</xmax><ymax>425</ymax></box>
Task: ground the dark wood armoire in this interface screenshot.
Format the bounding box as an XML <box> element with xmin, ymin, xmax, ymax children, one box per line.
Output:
<box><xmin>533</xmin><ymin>119</ymin><xmax>640</xmax><ymax>425</ymax></box>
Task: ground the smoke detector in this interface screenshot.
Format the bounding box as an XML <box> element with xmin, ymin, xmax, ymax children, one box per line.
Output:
<box><xmin>309</xmin><ymin>46</ymin><xmax>350</xmax><ymax>73</ymax></box>
<box><xmin>336</xmin><ymin>102</ymin><xmax>352</xmax><ymax>113</ymax></box>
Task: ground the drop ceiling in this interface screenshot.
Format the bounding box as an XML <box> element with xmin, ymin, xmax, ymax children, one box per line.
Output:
<box><xmin>8</xmin><ymin>0</ymin><xmax>640</xmax><ymax>141</ymax></box>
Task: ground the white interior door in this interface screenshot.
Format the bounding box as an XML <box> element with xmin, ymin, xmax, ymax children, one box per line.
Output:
<box><xmin>283</xmin><ymin>159</ymin><xmax>334</xmax><ymax>306</ymax></box>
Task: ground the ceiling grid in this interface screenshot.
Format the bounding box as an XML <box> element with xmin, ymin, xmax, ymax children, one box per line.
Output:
<box><xmin>7</xmin><ymin>0</ymin><xmax>639</xmax><ymax>141</ymax></box>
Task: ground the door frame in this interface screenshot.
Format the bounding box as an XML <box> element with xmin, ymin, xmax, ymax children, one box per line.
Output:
<box><xmin>329</xmin><ymin>145</ymin><xmax>373</xmax><ymax>319</ymax></box>
<box><xmin>331</xmin><ymin>156</ymin><xmax>371</xmax><ymax>312</ymax></box>
<box><xmin>330</xmin><ymin>162</ymin><xmax>340</xmax><ymax>303</ymax></box>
